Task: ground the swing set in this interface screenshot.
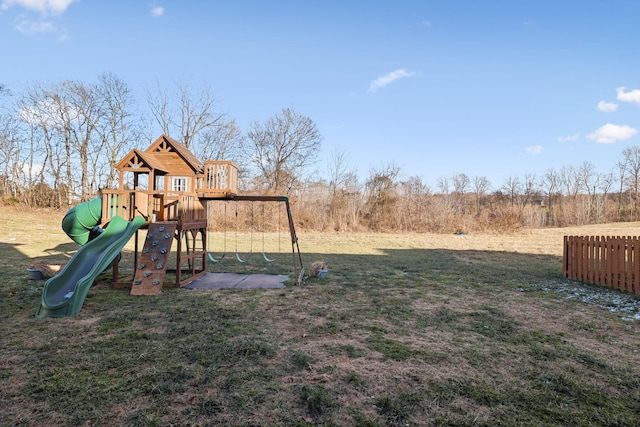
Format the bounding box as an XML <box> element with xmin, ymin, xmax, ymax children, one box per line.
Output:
<box><xmin>207</xmin><ymin>200</ymin><xmax>276</xmax><ymax>263</ymax></box>
<box><xmin>206</xmin><ymin>195</ymin><xmax>304</xmax><ymax>285</ymax></box>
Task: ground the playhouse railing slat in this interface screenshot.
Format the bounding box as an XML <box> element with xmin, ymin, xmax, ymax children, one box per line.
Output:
<box><xmin>563</xmin><ymin>235</ymin><xmax>640</xmax><ymax>296</ymax></box>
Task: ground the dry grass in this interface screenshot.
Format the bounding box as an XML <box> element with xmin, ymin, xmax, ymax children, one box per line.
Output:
<box><xmin>1</xmin><ymin>205</ymin><xmax>640</xmax><ymax>426</ymax></box>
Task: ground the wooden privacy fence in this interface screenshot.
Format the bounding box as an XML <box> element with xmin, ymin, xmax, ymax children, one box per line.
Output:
<box><xmin>563</xmin><ymin>235</ymin><xmax>640</xmax><ymax>295</ymax></box>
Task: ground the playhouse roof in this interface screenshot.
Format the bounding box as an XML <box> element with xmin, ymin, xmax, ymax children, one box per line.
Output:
<box><xmin>114</xmin><ymin>148</ymin><xmax>169</xmax><ymax>173</ymax></box>
<box><xmin>114</xmin><ymin>134</ymin><xmax>204</xmax><ymax>176</ymax></box>
<box><xmin>145</xmin><ymin>134</ymin><xmax>203</xmax><ymax>173</ymax></box>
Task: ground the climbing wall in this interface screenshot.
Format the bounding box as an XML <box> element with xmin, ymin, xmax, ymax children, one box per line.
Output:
<box><xmin>131</xmin><ymin>222</ymin><xmax>177</xmax><ymax>296</ymax></box>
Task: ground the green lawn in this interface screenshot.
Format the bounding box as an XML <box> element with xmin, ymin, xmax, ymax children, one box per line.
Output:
<box><xmin>1</xmin><ymin>206</ymin><xmax>639</xmax><ymax>426</ymax></box>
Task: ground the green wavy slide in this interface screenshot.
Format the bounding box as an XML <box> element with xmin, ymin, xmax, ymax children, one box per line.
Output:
<box><xmin>36</xmin><ymin>212</ymin><xmax>147</xmax><ymax>319</ymax></box>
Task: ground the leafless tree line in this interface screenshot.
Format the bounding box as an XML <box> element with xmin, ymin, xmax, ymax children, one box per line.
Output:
<box><xmin>2</xmin><ymin>75</ymin><xmax>640</xmax><ymax>232</ymax></box>
<box><xmin>0</xmin><ymin>75</ymin><xmax>321</xmax><ymax>208</ymax></box>
<box><xmin>291</xmin><ymin>148</ymin><xmax>640</xmax><ymax>232</ymax></box>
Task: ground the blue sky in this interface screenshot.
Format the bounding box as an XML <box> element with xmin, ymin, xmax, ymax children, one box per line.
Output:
<box><xmin>2</xmin><ymin>0</ymin><xmax>640</xmax><ymax>188</ymax></box>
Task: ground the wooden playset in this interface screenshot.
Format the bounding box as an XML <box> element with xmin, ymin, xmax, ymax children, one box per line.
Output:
<box><xmin>100</xmin><ymin>134</ymin><xmax>303</xmax><ymax>294</ymax></box>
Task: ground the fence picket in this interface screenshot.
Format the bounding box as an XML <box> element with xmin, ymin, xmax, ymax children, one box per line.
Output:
<box><xmin>594</xmin><ymin>236</ymin><xmax>601</xmax><ymax>286</ymax></box>
<box><xmin>635</xmin><ymin>236</ymin><xmax>640</xmax><ymax>294</ymax></box>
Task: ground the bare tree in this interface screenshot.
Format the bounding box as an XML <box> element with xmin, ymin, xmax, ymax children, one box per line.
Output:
<box><xmin>145</xmin><ymin>80</ymin><xmax>226</xmax><ymax>151</ymax></box>
<box><xmin>399</xmin><ymin>175</ymin><xmax>431</xmax><ymax>231</ymax></box>
<box><xmin>472</xmin><ymin>175</ymin><xmax>491</xmax><ymax>214</ymax></box>
<box><xmin>326</xmin><ymin>148</ymin><xmax>359</xmax><ymax>230</ymax></box>
<box><xmin>18</xmin><ymin>83</ymin><xmax>68</xmax><ymax>206</ymax></box>
<box><xmin>437</xmin><ymin>176</ymin><xmax>450</xmax><ymax>195</ymax></box>
<box><xmin>576</xmin><ymin>161</ymin><xmax>598</xmax><ymax>223</ymax></box>
<box><xmin>16</xmin><ymin>79</ymin><xmax>109</xmax><ymax>205</ymax></box>
<box><xmin>95</xmin><ymin>72</ymin><xmax>141</xmax><ymax>189</ymax></box>
<box><xmin>196</xmin><ymin>118</ymin><xmax>245</xmax><ymax>169</ymax></box>
<box><xmin>521</xmin><ymin>173</ymin><xmax>538</xmax><ymax>208</ymax></box>
<box><xmin>0</xmin><ymin>112</ymin><xmax>22</xmax><ymax>199</ymax></box>
<box><xmin>594</xmin><ymin>170</ymin><xmax>614</xmax><ymax>223</ymax></box>
<box><xmin>451</xmin><ymin>173</ymin><xmax>470</xmax><ymax>214</ymax></box>
<box><xmin>146</xmin><ymin>80</ymin><xmax>172</xmax><ymax>136</ymax></box>
<box><xmin>540</xmin><ymin>168</ymin><xmax>560</xmax><ymax>226</ymax></box>
<box><xmin>363</xmin><ymin>162</ymin><xmax>400</xmax><ymax>230</ymax></box>
<box><xmin>63</xmin><ymin>80</ymin><xmax>105</xmax><ymax>200</ymax></box>
<box><xmin>560</xmin><ymin>165</ymin><xmax>580</xmax><ymax>198</ymax></box>
<box><xmin>615</xmin><ymin>159</ymin><xmax>628</xmax><ymax>220</ymax></box>
<box><xmin>501</xmin><ymin>175</ymin><xmax>521</xmax><ymax>207</ymax></box>
<box><xmin>246</xmin><ymin>108</ymin><xmax>322</xmax><ymax>193</ymax></box>
<box><xmin>621</xmin><ymin>145</ymin><xmax>640</xmax><ymax>220</ymax></box>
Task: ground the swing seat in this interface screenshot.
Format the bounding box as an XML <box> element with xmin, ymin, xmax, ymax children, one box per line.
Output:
<box><xmin>262</xmin><ymin>253</ymin><xmax>275</xmax><ymax>263</ymax></box>
<box><xmin>208</xmin><ymin>253</ymin><xmax>226</xmax><ymax>263</ymax></box>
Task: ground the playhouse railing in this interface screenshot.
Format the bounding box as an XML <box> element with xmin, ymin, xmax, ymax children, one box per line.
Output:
<box><xmin>101</xmin><ymin>190</ymin><xmax>205</xmax><ymax>224</ymax></box>
<box><xmin>196</xmin><ymin>160</ymin><xmax>238</xmax><ymax>198</ymax></box>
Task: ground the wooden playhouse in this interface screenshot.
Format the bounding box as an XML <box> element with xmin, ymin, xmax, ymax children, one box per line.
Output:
<box><xmin>100</xmin><ymin>134</ymin><xmax>303</xmax><ymax>294</ymax></box>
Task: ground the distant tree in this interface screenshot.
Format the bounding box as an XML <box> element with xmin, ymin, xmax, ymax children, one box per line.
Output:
<box><xmin>17</xmin><ymin>79</ymin><xmax>111</xmax><ymax>204</ymax></box>
<box><xmin>197</xmin><ymin>119</ymin><xmax>243</xmax><ymax>161</ymax></box>
<box><xmin>246</xmin><ymin>108</ymin><xmax>322</xmax><ymax>193</ymax></box>
<box><xmin>472</xmin><ymin>175</ymin><xmax>491</xmax><ymax>214</ymax></box>
<box><xmin>0</xmin><ymin>112</ymin><xmax>22</xmax><ymax>199</ymax></box>
<box><xmin>18</xmin><ymin>83</ymin><xmax>68</xmax><ymax>206</ymax></box>
<box><xmin>576</xmin><ymin>161</ymin><xmax>599</xmax><ymax>223</ymax></box>
<box><xmin>621</xmin><ymin>145</ymin><xmax>640</xmax><ymax>220</ymax></box>
<box><xmin>145</xmin><ymin>80</ymin><xmax>226</xmax><ymax>151</ymax></box>
<box><xmin>95</xmin><ymin>72</ymin><xmax>142</xmax><ymax>189</ymax></box>
<box><xmin>399</xmin><ymin>175</ymin><xmax>430</xmax><ymax>231</ymax></box>
<box><xmin>501</xmin><ymin>175</ymin><xmax>521</xmax><ymax>207</ymax></box>
<box><xmin>521</xmin><ymin>173</ymin><xmax>538</xmax><ymax>208</ymax></box>
<box><xmin>594</xmin><ymin>169</ymin><xmax>614</xmax><ymax>223</ymax></box>
<box><xmin>540</xmin><ymin>168</ymin><xmax>560</xmax><ymax>225</ymax></box>
<box><xmin>437</xmin><ymin>176</ymin><xmax>450</xmax><ymax>195</ymax></box>
<box><xmin>63</xmin><ymin>79</ymin><xmax>104</xmax><ymax>201</ymax></box>
<box><xmin>363</xmin><ymin>162</ymin><xmax>400</xmax><ymax>230</ymax></box>
<box><xmin>326</xmin><ymin>148</ymin><xmax>359</xmax><ymax>230</ymax></box>
<box><xmin>451</xmin><ymin>173</ymin><xmax>470</xmax><ymax>214</ymax></box>
<box><xmin>560</xmin><ymin>165</ymin><xmax>580</xmax><ymax>198</ymax></box>
<box><xmin>615</xmin><ymin>159</ymin><xmax>628</xmax><ymax>220</ymax></box>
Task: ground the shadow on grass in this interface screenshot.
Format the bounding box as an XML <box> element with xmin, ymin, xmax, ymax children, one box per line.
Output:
<box><xmin>44</xmin><ymin>241</ymin><xmax>79</xmax><ymax>257</ymax></box>
<box><xmin>208</xmin><ymin>247</ymin><xmax>563</xmax><ymax>290</ymax></box>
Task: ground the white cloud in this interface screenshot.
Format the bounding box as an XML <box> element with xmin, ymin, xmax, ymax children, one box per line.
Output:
<box><xmin>557</xmin><ymin>133</ymin><xmax>580</xmax><ymax>143</ymax></box>
<box><xmin>616</xmin><ymin>87</ymin><xmax>640</xmax><ymax>104</ymax></box>
<box><xmin>151</xmin><ymin>6</ymin><xmax>164</xmax><ymax>17</ymax></box>
<box><xmin>526</xmin><ymin>145</ymin><xmax>543</xmax><ymax>155</ymax></box>
<box><xmin>14</xmin><ymin>14</ymin><xmax>67</xmax><ymax>39</ymax></box>
<box><xmin>597</xmin><ymin>100</ymin><xmax>618</xmax><ymax>112</ymax></box>
<box><xmin>587</xmin><ymin>123</ymin><xmax>638</xmax><ymax>144</ymax></box>
<box><xmin>15</xmin><ymin>15</ymin><xmax>56</xmax><ymax>34</ymax></box>
<box><xmin>368</xmin><ymin>69</ymin><xmax>416</xmax><ymax>93</ymax></box>
<box><xmin>1</xmin><ymin>0</ymin><xmax>78</xmax><ymax>15</ymax></box>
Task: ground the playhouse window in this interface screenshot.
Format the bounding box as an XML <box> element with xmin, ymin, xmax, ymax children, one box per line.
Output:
<box><xmin>171</xmin><ymin>177</ymin><xmax>188</xmax><ymax>192</ymax></box>
<box><xmin>155</xmin><ymin>175</ymin><xmax>165</xmax><ymax>191</ymax></box>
